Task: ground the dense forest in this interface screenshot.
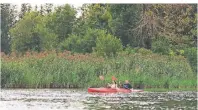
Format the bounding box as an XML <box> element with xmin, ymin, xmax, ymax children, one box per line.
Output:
<box><xmin>1</xmin><ymin>4</ymin><xmax>197</xmax><ymax>89</ymax></box>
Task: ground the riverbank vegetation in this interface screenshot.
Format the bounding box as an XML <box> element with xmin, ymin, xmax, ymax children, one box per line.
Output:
<box><xmin>1</xmin><ymin>4</ymin><xmax>197</xmax><ymax>90</ymax></box>
<box><xmin>1</xmin><ymin>50</ymin><xmax>197</xmax><ymax>89</ymax></box>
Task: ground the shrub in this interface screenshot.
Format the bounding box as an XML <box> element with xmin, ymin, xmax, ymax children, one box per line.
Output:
<box><xmin>184</xmin><ymin>47</ymin><xmax>197</xmax><ymax>73</ymax></box>
<box><xmin>151</xmin><ymin>37</ymin><xmax>170</xmax><ymax>55</ymax></box>
<box><xmin>60</xmin><ymin>28</ymin><xmax>107</xmax><ymax>53</ymax></box>
<box><xmin>124</xmin><ymin>45</ymin><xmax>137</xmax><ymax>55</ymax></box>
<box><xmin>95</xmin><ymin>33</ymin><xmax>123</xmax><ymax>57</ymax></box>
<box><xmin>137</xmin><ymin>48</ymin><xmax>153</xmax><ymax>55</ymax></box>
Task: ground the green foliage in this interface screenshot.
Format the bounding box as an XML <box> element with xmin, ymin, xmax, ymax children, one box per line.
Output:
<box><xmin>10</xmin><ymin>12</ymin><xmax>41</xmax><ymax>52</ymax></box>
<box><xmin>45</xmin><ymin>4</ymin><xmax>77</xmax><ymax>42</ymax></box>
<box><xmin>162</xmin><ymin>4</ymin><xmax>196</xmax><ymax>37</ymax></box>
<box><xmin>169</xmin><ymin>49</ymin><xmax>176</xmax><ymax>56</ymax></box>
<box><xmin>95</xmin><ymin>33</ymin><xmax>123</xmax><ymax>57</ymax></box>
<box><xmin>124</xmin><ymin>45</ymin><xmax>137</xmax><ymax>55</ymax></box>
<box><xmin>152</xmin><ymin>37</ymin><xmax>170</xmax><ymax>55</ymax></box>
<box><xmin>82</xmin><ymin>29</ymin><xmax>106</xmax><ymax>53</ymax></box>
<box><xmin>19</xmin><ymin>3</ymin><xmax>31</xmax><ymax>19</ymax></box>
<box><xmin>2</xmin><ymin>4</ymin><xmax>197</xmax><ymax>90</ymax></box>
<box><xmin>137</xmin><ymin>48</ymin><xmax>153</xmax><ymax>55</ymax></box>
<box><xmin>184</xmin><ymin>47</ymin><xmax>197</xmax><ymax>73</ymax></box>
<box><xmin>82</xmin><ymin>4</ymin><xmax>112</xmax><ymax>30</ymax></box>
<box><xmin>43</xmin><ymin>3</ymin><xmax>53</xmax><ymax>14</ymax></box>
<box><xmin>9</xmin><ymin>11</ymin><xmax>58</xmax><ymax>52</ymax></box>
<box><xmin>60</xmin><ymin>34</ymin><xmax>80</xmax><ymax>52</ymax></box>
<box><xmin>1</xmin><ymin>4</ymin><xmax>17</xmax><ymax>54</ymax></box>
<box><xmin>179</xmin><ymin>50</ymin><xmax>185</xmax><ymax>55</ymax></box>
<box><xmin>60</xmin><ymin>28</ymin><xmax>107</xmax><ymax>53</ymax></box>
<box><xmin>34</xmin><ymin>18</ymin><xmax>58</xmax><ymax>50</ymax></box>
<box><xmin>109</xmin><ymin>4</ymin><xmax>141</xmax><ymax>46</ymax></box>
<box><xmin>1</xmin><ymin>51</ymin><xmax>196</xmax><ymax>89</ymax></box>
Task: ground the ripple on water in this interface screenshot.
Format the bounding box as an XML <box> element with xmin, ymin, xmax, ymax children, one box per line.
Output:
<box><xmin>0</xmin><ymin>89</ymin><xmax>197</xmax><ymax>110</ymax></box>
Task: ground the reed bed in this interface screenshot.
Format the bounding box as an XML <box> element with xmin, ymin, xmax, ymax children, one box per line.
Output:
<box><xmin>1</xmin><ymin>51</ymin><xmax>196</xmax><ymax>89</ymax></box>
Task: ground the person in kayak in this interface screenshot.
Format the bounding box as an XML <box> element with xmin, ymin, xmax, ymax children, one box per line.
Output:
<box><xmin>99</xmin><ymin>75</ymin><xmax>104</xmax><ymax>80</ymax></box>
<box><xmin>107</xmin><ymin>80</ymin><xmax>118</xmax><ymax>88</ymax></box>
<box><xmin>107</xmin><ymin>76</ymin><xmax>118</xmax><ymax>88</ymax></box>
<box><xmin>122</xmin><ymin>80</ymin><xmax>132</xmax><ymax>89</ymax></box>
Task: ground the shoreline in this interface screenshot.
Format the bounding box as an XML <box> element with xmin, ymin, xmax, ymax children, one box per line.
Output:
<box><xmin>1</xmin><ymin>87</ymin><xmax>197</xmax><ymax>92</ymax></box>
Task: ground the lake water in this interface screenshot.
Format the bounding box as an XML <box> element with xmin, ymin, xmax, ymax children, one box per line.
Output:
<box><xmin>0</xmin><ymin>89</ymin><xmax>197</xmax><ymax>110</ymax></box>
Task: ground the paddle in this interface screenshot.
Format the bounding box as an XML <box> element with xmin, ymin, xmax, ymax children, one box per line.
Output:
<box><xmin>111</xmin><ymin>76</ymin><xmax>117</xmax><ymax>81</ymax></box>
<box><xmin>111</xmin><ymin>76</ymin><xmax>120</xmax><ymax>89</ymax></box>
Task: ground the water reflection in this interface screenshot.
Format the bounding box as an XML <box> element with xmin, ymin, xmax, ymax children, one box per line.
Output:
<box><xmin>0</xmin><ymin>89</ymin><xmax>197</xmax><ymax>110</ymax></box>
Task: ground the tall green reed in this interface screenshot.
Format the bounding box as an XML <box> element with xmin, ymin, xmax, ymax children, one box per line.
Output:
<box><xmin>1</xmin><ymin>51</ymin><xmax>196</xmax><ymax>89</ymax></box>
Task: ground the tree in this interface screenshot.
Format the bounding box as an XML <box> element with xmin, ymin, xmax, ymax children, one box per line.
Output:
<box><xmin>155</xmin><ymin>5</ymin><xmax>197</xmax><ymax>37</ymax></box>
<box><xmin>40</xmin><ymin>5</ymin><xmax>44</xmax><ymax>15</ymax></box>
<box><xmin>44</xmin><ymin>3</ymin><xmax>53</xmax><ymax>14</ymax></box>
<box><xmin>45</xmin><ymin>4</ymin><xmax>77</xmax><ymax>42</ymax></box>
<box><xmin>151</xmin><ymin>36</ymin><xmax>171</xmax><ymax>55</ymax></box>
<box><xmin>34</xmin><ymin>5</ymin><xmax>38</xmax><ymax>11</ymax></box>
<box><xmin>95</xmin><ymin>33</ymin><xmax>123</xmax><ymax>57</ymax></box>
<box><xmin>130</xmin><ymin>4</ymin><xmax>197</xmax><ymax>49</ymax></box>
<box><xmin>109</xmin><ymin>4</ymin><xmax>141</xmax><ymax>47</ymax></box>
<box><xmin>143</xmin><ymin>4</ymin><xmax>196</xmax><ymax>47</ymax></box>
<box><xmin>19</xmin><ymin>3</ymin><xmax>30</xmax><ymax>19</ymax></box>
<box><xmin>27</xmin><ymin>4</ymin><xmax>32</xmax><ymax>12</ymax></box>
<box><xmin>79</xmin><ymin>4</ymin><xmax>112</xmax><ymax>32</ymax></box>
<box><xmin>1</xmin><ymin>4</ymin><xmax>17</xmax><ymax>54</ymax></box>
<box><xmin>9</xmin><ymin>12</ymin><xmax>57</xmax><ymax>52</ymax></box>
<box><xmin>60</xmin><ymin>28</ymin><xmax>107</xmax><ymax>53</ymax></box>
<box><xmin>128</xmin><ymin>4</ymin><xmax>158</xmax><ymax>49</ymax></box>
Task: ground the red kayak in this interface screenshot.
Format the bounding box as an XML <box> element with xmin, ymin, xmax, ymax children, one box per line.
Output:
<box><xmin>88</xmin><ymin>87</ymin><xmax>143</xmax><ymax>93</ymax></box>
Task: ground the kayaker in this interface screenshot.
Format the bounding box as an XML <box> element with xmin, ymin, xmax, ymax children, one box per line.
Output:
<box><xmin>99</xmin><ymin>75</ymin><xmax>107</xmax><ymax>87</ymax></box>
<box><xmin>122</xmin><ymin>80</ymin><xmax>132</xmax><ymax>89</ymax></box>
<box><xmin>107</xmin><ymin>80</ymin><xmax>118</xmax><ymax>88</ymax></box>
<box><xmin>99</xmin><ymin>75</ymin><xmax>104</xmax><ymax>80</ymax></box>
<box><xmin>107</xmin><ymin>76</ymin><xmax>118</xmax><ymax>88</ymax></box>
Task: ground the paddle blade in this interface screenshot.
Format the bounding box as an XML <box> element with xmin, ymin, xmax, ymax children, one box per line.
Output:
<box><xmin>112</xmin><ymin>76</ymin><xmax>117</xmax><ymax>81</ymax></box>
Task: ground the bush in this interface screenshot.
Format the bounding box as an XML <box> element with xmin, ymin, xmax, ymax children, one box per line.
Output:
<box><xmin>184</xmin><ymin>47</ymin><xmax>197</xmax><ymax>73</ymax></box>
<box><xmin>60</xmin><ymin>34</ymin><xmax>81</xmax><ymax>52</ymax></box>
<box><xmin>95</xmin><ymin>33</ymin><xmax>123</xmax><ymax>57</ymax></box>
<box><xmin>137</xmin><ymin>48</ymin><xmax>153</xmax><ymax>55</ymax></box>
<box><xmin>151</xmin><ymin>37</ymin><xmax>170</xmax><ymax>55</ymax></box>
<box><xmin>60</xmin><ymin>28</ymin><xmax>107</xmax><ymax>53</ymax></box>
<box><xmin>124</xmin><ymin>45</ymin><xmax>137</xmax><ymax>55</ymax></box>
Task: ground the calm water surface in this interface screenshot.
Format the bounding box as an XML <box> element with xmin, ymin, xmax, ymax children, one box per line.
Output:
<box><xmin>0</xmin><ymin>89</ymin><xmax>197</xmax><ymax>110</ymax></box>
